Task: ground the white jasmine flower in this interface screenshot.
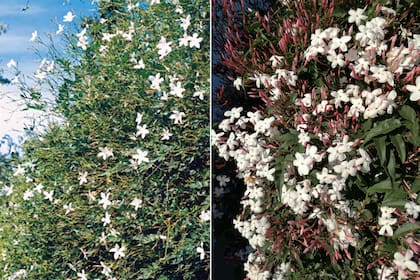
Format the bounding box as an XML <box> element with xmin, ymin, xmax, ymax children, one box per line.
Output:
<box><xmin>100</xmin><ymin>261</ymin><xmax>112</xmax><ymax>277</ymax></box>
<box><xmin>406</xmin><ymin>76</ymin><xmax>420</xmax><ymax>101</ymax></box>
<box><xmin>169</xmin><ymin>81</ymin><xmax>185</xmax><ymax>98</ymax></box>
<box><xmin>188</xmin><ymin>33</ymin><xmax>203</xmax><ymax>48</ymax></box>
<box><xmin>193</xmin><ymin>90</ymin><xmax>205</xmax><ymax>100</ymax></box>
<box><xmin>56</xmin><ymin>24</ymin><xmax>64</xmax><ymax>35</ymax></box>
<box><xmin>101</xmin><ymin>212</ymin><xmax>111</xmax><ymax>227</ymax></box>
<box><xmin>136</xmin><ymin>124</ymin><xmax>149</xmax><ymax>139</ymax></box>
<box><xmin>135</xmin><ymin>112</ymin><xmax>143</xmax><ymax>124</ymax></box>
<box><xmin>23</xmin><ymin>189</ymin><xmax>34</xmax><ymax>200</ymax></box>
<box><xmin>109</xmin><ymin>244</ymin><xmax>126</xmax><ymax>260</ymax></box>
<box><xmin>98</xmin><ymin>192</ymin><xmax>112</xmax><ymax>209</ymax></box>
<box><xmin>7</xmin><ymin>59</ymin><xmax>16</xmax><ymax>68</ymax></box>
<box><xmin>76</xmin><ymin>269</ymin><xmax>87</xmax><ymax>280</ymax></box>
<box><xmin>63</xmin><ymin>203</ymin><xmax>74</xmax><ymax>215</ymax></box>
<box><xmin>377</xmin><ymin>266</ymin><xmax>394</xmax><ymax>280</ymax></box>
<box><xmin>179</xmin><ymin>33</ymin><xmax>190</xmax><ymax>47</ymax></box>
<box><xmin>169</xmin><ymin>110</ymin><xmax>186</xmax><ymax>124</ymax></box>
<box><xmin>130</xmin><ymin>198</ymin><xmax>143</xmax><ymax>211</ymax></box>
<box><xmin>97</xmin><ymin>147</ymin><xmax>114</xmax><ymax>160</ymax></box>
<box><xmin>78</xmin><ymin>171</ymin><xmax>88</xmax><ymax>185</ymax></box>
<box><xmin>63</xmin><ymin>11</ymin><xmax>76</xmax><ymax>22</ymax></box>
<box><xmin>156</xmin><ymin>36</ymin><xmax>172</xmax><ymax>59</ymax></box>
<box><xmin>200</xmin><ymin>210</ymin><xmax>211</xmax><ymax>222</ymax></box>
<box><xmin>404</xmin><ymin>201</ymin><xmax>420</xmax><ymax>219</ymax></box>
<box><xmin>348</xmin><ymin>8</ymin><xmax>367</xmax><ymax>26</ymax></box>
<box><xmin>43</xmin><ymin>190</ymin><xmax>54</xmax><ymax>202</ymax></box>
<box><xmin>132</xmin><ymin>149</ymin><xmax>150</xmax><ymax>164</ymax></box>
<box><xmin>133</xmin><ymin>58</ymin><xmax>145</xmax><ymax>69</ymax></box>
<box><xmin>196</xmin><ymin>242</ymin><xmax>205</xmax><ymax>260</ymax></box>
<box><xmin>216</xmin><ymin>175</ymin><xmax>230</xmax><ymax>187</ymax></box>
<box><xmin>329</xmin><ymin>36</ymin><xmax>351</xmax><ymax>52</ymax></box>
<box><xmin>224</xmin><ymin>107</ymin><xmax>243</xmax><ymax>122</ymax></box>
<box><xmin>233</xmin><ymin>77</ymin><xmax>242</xmax><ymax>90</ymax></box>
<box><xmin>148</xmin><ymin>73</ymin><xmax>164</xmax><ymax>91</ymax></box>
<box><xmin>378</xmin><ymin>207</ymin><xmax>397</xmax><ymax>236</ymax></box>
<box><xmin>179</xmin><ymin>15</ymin><xmax>191</xmax><ymax>31</ymax></box>
<box><xmin>161</xmin><ymin>128</ymin><xmax>173</xmax><ymax>140</ymax></box>
<box><xmin>393</xmin><ymin>249</ymin><xmax>419</xmax><ymax>279</ymax></box>
<box><xmin>13</xmin><ymin>165</ymin><xmax>25</xmax><ymax>176</ymax></box>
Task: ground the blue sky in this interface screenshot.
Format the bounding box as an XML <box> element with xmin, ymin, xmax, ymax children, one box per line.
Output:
<box><xmin>0</xmin><ymin>0</ymin><xmax>96</xmax><ymax>152</ymax></box>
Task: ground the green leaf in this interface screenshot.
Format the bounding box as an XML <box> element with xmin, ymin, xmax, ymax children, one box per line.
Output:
<box><xmin>367</xmin><ymin>179</ymin><xmax>392</xmax><ymax>194</ymax></box>
<box><xmin>364</xmin><ymin>118</ymin><xmax>401</xmax><ymax>144</ymax></box>
<box><xmin>387</xmin><ymin>151</ymin><xmax>396</xmax><ymax>184</ymax></box>
<box><xmin>374</xmin><ymin>136</ymin><xmax>387</xmax><ymax>166</ymax></box>
<box><xmin>412</xmin><ymin>179</ymin><xmax>420</xmax><ymax>193</ymax></box>
<box><xmin>399</xmin><ymin>105</ymin><xmax>417</xmax><ymax>123</ymax></box>
<box><xmin>383</xmin><ymin>188</ymin><xmax>407</xmax><ymax>209</ymax></box>
<box><xmin>393</xmin><ymin>223</ymin><xmax>420</xmax><ymax>238</ymax></box>
<box><xmin>379</xmin><ymin>242</ymin><xmax>398</xmax><ymax>255</ymax></box>
<box><xmin>390</xmin><ymin>134</ymin><xmax>406</xmax><ymax>163</ymax></box>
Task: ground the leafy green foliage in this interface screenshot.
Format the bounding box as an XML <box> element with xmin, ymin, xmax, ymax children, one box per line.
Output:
<box><xmin>0</xmin><ymin>1</ymin><xmax>209</xmax><ymax>279</ymax></box>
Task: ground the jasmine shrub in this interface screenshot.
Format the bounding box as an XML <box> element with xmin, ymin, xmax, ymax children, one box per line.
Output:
<box><xmin>213</xmin><ymin>0</ymin><xmax>419</xmax><ymax>279</ymax></box>
<box><xmin>0</xmin><ymin>0</ymin><xmax>209</xmax><ymax>279</ymax></box>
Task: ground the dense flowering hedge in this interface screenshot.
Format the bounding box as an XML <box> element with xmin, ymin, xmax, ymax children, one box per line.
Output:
<box><xmin>213</xmin><ymin>0</ymin><xmax>419</xmax><ymax>279</ymax></box>
<box><xmin>0</xmin><ymin>0</ymin><xmax>209</xmax><ymax>279</ymax></box>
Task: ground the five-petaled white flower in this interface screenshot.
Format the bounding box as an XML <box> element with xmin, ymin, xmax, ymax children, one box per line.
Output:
<box><xmin>109</xmin><ymin>243</ymin><xmax>126</xmax><ymax>260</ymax></box>
<box><xmin>133</xmin><ymin>58</ymin><xmax>145</xmax><ymax>69</ymax></box>
<box><xmin>132</xmin><ymin>149</ymin><xmax>150</xmax><ymax>164</ymax></box>
<box><xmin>161</xmin><ymin>128</ymin><xmax>173</xmax><ymax>140</ymax></box>
<box><xmin>148</xmin><ymin>73</ymin><xmax>164</xmax><ymax>91</ymax></box>
<box><xmin>193</xmin><ymin>90</ymin><xmax>204</xmax><ymax>100</ymax></box>
<box><xmin>78</xmin><ymin>171</ymin><xmax>88</xmax><ymax>185</ymax></box>
<box><xmin>215</xmin><ymin>175</ymin><xmax>230</xmax><ymax>187</ymax></box>
<box><xmin>100</xmin><ymin>261</ymin><xmax>112</xmax><ymax>277</ymax></box>
<box><xmin>7</xmin><ymin>59</ymin><xmax>16</xmax><ymax>68</ymax></box>
<box><xmin>348</xmin><ymin>8</ymin><xmax>367</xmax><ymax>26</ymax></box>
<box><xmin>393</xmin><ymin>249</ymin><xmax>419</xmax><ymax>278</ymax></box>
<box><xmin>169</xmin><ymin>110</ymin><xmax>186</xmax><ymax>124</ymax></box>
<box><xmin>98</xmin><ymin>192</ymin><xmax>112</xmax><ymax>209</ymax></box>
<box><xmin>63</xmin><ymin>11</ymin><xmax>76</xmax><ymax>22</ymax></box>
<box><xmin>136</xmin><ymin>124</ymin><xmax>149</xmax><ymax>139</ymax></box>
<box><xmin>233</xmin><ymin>77</ymin><xmax>242</xmax><ymax>90</ymax></box>
<box><xmin>130</xmin><ymin>198</ymin><xmax>143</xmax><ymax>211</ymax></box>
<box><xmin>378</xmin><ymin>206</ymin><xmax>397</xmax><ymax>236</ymax></box>
<box><xmin>43</xmin><ymin>190</ymin><xmax>54</xmax><ymax>202</ymax></box>
<box><xmin>188</xmin><ymin>33</ymin><xmax>203</xmax><ymax>48</ymax></box>
<box><xmin>196</xmin><ymin>242</ymin><xmax>205</xmax><ymax>260</ymax></box>
<box><xmin>13</xmin><ymin>165</ymin><xmax>25</xmax><ymax>176</ymax></box>
<box><xmin>97</xmin><ymin>147</ymin><xmax>114</xmax><ymax>160</ymax></box>
<box><xmin>179</xmin><ymin>33</ymin><xmax>190</xmax><ymax>47</ymax></box>
<box><xmin>63</xmin><ymin>203</ymin><xmax>74</xmax><ymax>215</ymax></box>
<box><xmin>101</xmin><ymin>211</ymin><xmax>111</xmax><ymax>227</ymax></box>
<box><xmin>135</xmin><ymin>112</ymin><xmax>143</xmax><ymax>124</ymax></box>
<box><xmin>406</xmin><ymin>76</ymin><xmax>420</xmax><ymax>101</ymax></box>
<box><xmin>23</xmin><ymin>189</ymin><xmax>34</xmax><ymax>201</ymax></box>
<box><xmin>179</xmin><ymin>14</ymin><xmax>191</xmax><ymax>31</ymax></box>
<box><xmin>56</xmin><ymin>24</ymin><xmax>64</xmax><ymax>35</ymax></box>
<box><xmin>156</xmin><ymin>36</ymin><xmax>172</xmax><ymax>59</ymax></box>
<box><xmin>77</xmin><ymin>269</ymin><xmax>87</xmax><ymax>280</ymax></box>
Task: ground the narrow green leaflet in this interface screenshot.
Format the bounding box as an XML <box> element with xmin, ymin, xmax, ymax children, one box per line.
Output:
<box><xmin>393</xmin><ymin>223</ymin><xmax>420</xmax><ymax>238</ymax></box>
<box><xmin>364</xmin><ymin>118</ymin><xmax>401</xmax><ymax>144</ymax></box>
<box><xmin>390</xmin><ymin>134</ymin><xmax>406</xmax><ymax>163</ymax></box>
